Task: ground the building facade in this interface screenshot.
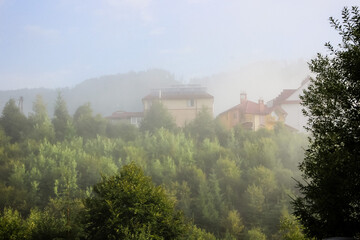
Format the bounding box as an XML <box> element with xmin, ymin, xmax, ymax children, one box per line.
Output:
<box><xmin>218</xmin><ymin>93</ymin><xmax>271</xmax><ymax>131</ymax></box>
<box><xmin>142</xmin><ymin>85</ymin><xmax>214</xmax><ymax>127</ymax></box>
<box><xmin>267</xmin><ymin>78</ymin><xmax>309</xmax><ymax>132</ymax></box>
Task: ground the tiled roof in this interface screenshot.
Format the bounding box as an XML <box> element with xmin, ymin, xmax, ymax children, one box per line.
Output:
<box><xmin>268</xmin><ymin>77</ymin><xmax>310</xmax><ymax>108</ymax></box>
<box><xmin>272</xmin><ymin>89</ymin><xmax>296</xmax><ymax>106</ymax></box>
<box><xmin>220</xmin><ymin>100</ymin><xmax>269</xmax><ymax>116</ymax></box>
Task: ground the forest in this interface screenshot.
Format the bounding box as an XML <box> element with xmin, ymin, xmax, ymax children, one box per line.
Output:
<box><xmin>0</xmin><ymin>93</ymin><xmax>310</xmax><ymax>240</ymax></box>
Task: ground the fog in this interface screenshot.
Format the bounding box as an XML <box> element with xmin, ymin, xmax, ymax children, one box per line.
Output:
<box><xmin>0</xmin><ymin>0</ymin><xmax>357</xmax><ymax>93</ymax></box>
<box><xmin>1</xmin><ymin>2</ymin><xmax>359</xmax><ymax>239</ymax></box>
<box><xmin>0</xmin><ymin>59</ymin><xmax>309</xmax><ymax>118</ymax></box>
<box><xmin>191</xmin><ymin>59</ymin><xmax>310</xmax><ymax>115</ymax></box>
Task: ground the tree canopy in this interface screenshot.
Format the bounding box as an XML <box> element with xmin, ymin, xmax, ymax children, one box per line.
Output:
<box><xmin>0</xmin><ymin>99</ymin><xmax>30</xmax><ymax>143</ymax></box>
<box><xmin>293</xmin><ymin>6</ymin><xmax>360</xmax><ymax>239</ymax></box>
<box><xmin>140</xmin><ymin>101</ymin><xmax>176</xmax><ymax>133</ymax></box>
<box><xmin>52</xmin><ymin>91</ymin><xmax>73</xmax><ymax>141</ymax></box>
<box><xmin>83</xmin><ymin>162</ymin><xmax>188</xmax><ymax>240</ymax></box>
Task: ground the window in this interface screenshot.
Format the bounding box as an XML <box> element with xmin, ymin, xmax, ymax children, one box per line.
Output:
<box><xmin>187</xmin><ymin>99</ymin><xmax>195</xmax><ymax>107</ymax></box>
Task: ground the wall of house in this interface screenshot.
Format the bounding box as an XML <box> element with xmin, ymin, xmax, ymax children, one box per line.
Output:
<box><xmin>218</xmin><ymin>112</ymin><xmax>231</xmax><ymax>130</ymax></box>
<box><xmin>219</xmin><ymin>111</ymin><xmax>269</xmax><ymax>131</ymax></box>
<box><xmin>281</xmin><ymin>83</ymin><xmax>309</xmax><ymax>132</ymax></box>
<box><xmin>281</xmin><ymin>103</ymin><xmax>307</xmax><ymax>132</ymax></box>
<box><xmin>143</xmin><ymin>100</ymin><xmax>151</xmax><ymax>111</ymax></box>
<box><xmin>218</xmin><ymin>109</ymin><xmax>241</xmax><ymax>130</ymax></box>
<box><xmin>254</xmin><ymin>115</ymin><xmax>260</xmax><ymax>131</ymax></box>
<box><xmin>264</xmin><ymin>114</ymin><xmax>276</xmax><ymax>129</ymax></box>
<box><xmin>171</xmin><ymin>98</ymin><xmax>213</xmax><ymax>127</ymax></box>
<box><xmin>144</xmin><ymin>97</ymin><xmax>214</xmax><ymax>127</ymax></box>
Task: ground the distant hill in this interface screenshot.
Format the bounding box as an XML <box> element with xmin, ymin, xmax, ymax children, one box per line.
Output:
<box><xmin>0</xmin><ymin>69</ymin><xmax>179</xmax><ymax>117</ymax></box>
<box><xmin>0</xmin><ymin>61</ymin><xmax>311</xmax><ymax>118</ymax></box>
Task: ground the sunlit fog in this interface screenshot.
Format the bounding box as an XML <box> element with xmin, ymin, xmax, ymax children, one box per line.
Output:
<box><xmin>0</xmin><ymin>1</ymin><xmax>359</xmax><ymax>239</ymax></box>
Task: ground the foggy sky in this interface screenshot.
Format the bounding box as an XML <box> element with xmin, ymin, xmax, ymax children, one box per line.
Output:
<box><xmin>0</xmin><ymin>0</ymin><xmax>358</xmax><ymax>91</ymax></box>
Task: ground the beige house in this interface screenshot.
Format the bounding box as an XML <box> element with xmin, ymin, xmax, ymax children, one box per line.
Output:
<box><xmin>142</xmin><ymin>85</ymin><xmax>214</xmax><ymax>127</ymax></box>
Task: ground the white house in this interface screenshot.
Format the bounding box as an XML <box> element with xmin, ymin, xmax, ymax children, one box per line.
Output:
<box><xmin>267</xmin><ymin>77</ymin><xmax>310</xmax><ymax>132</ymax></box>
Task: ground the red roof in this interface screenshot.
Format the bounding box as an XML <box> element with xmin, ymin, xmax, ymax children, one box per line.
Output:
<box><xmin>220</xmin><ymin>99</ymin><xmax>269</xmax><ymax>116</ymax></box>
<box><xmin>272</xmin><ymin>89</ymin><xmax>296</xmax><ymax>106</ymax></box>
<box><xmin>268</xmin><ymin>77</ymin><xmax>310</xmax><ymax>108</ymax></box>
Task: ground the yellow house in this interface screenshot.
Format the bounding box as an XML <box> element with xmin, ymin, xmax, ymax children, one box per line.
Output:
<box><xmin>142</xmin><ymin>85</ymin><xmax>214</xmax><ymax>127</ymax></box>
<box><xmin>217</xmin><ymin>93</ymin><xmax>272</xmax><ymax>131</ymax></box>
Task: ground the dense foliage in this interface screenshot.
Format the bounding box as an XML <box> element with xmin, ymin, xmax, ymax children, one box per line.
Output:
<box><xmin>293</xmin><ymin>7</ymin><xmax>360</xmax><ymax>239</ymax></box>
<box><xmin>84</xmin><ymin>163</ymin><xmax>187</xmax><ymax>239</ymax></box>
<box><xmin>0</xmin><ymin>95</ymin><xmax>309</xmax><ymax>239</ymax></box>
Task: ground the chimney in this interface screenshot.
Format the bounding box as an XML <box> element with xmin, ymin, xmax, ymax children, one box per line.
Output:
<box><xmin>240</xmin><ymin>92</ymin><xmax>247</xmax><ymax>104</ymax></box>
<box><xmin>258</xmin><ymin>98</ymin><xmax>264</xmax><ymax>112</ymax></box>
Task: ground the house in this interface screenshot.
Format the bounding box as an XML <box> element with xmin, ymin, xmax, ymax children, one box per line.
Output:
<box><xmin>267</xmin><ymin>77</ymin><xmax>310</xmax><ymax>132</ymax></box>
<box><xmin>217</xmin><ymin>93</ymin><xmax>272</xmax><ymax>131</ymax></box>
<box><xmin>142</xmin><ymin>85</ymin><xmax>214</xmax><ymax>127</ymax></box>
<box><xmin>106</xmin><ymin>111</ymin><xmax>144</xmax><ymax>127</ymax></box>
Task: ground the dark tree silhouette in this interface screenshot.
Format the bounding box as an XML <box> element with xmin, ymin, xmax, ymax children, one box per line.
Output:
<box><xmin>293</xmin><ymin>7</ymin><xmax>360</xmax><ymax>239</ymax></box>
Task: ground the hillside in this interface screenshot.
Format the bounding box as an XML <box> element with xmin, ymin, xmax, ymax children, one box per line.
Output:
<box><xmin>0</xmin><ymin>69</ymin><xmax>179</xmax><ymax>117</ymax></box>
<box><xmin>0</xmin><ymin>61</ymin><xmax>311</xmax><ymax>117</ymax></box>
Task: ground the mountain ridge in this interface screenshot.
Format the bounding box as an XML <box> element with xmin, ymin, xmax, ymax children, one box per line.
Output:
<box><xmin>0</xmin><ymin>69</ymin><xmax>179</xmax><ymax>117</ymax></box>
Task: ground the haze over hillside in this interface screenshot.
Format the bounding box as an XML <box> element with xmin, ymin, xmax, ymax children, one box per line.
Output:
<box><xmin>0</xmin><ymin>69</ymin><xmax>179</xmax><ymax>117</ymax></box>
<box><xmin>0</xmin><ymin>60</ymin><xmax>310</xmax><ymax>117</ymax></box>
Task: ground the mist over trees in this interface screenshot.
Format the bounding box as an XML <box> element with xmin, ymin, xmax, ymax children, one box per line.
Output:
<box><xmin>0</xmin><ymin>69</ymin><xmax>179</xmax><ymax>118</ymax></box>
<box><xmin>0</xmin><ymin>91</ymin><xmax>310</xmax><ymax>239</ymax></box>
<box><xmin>0</xmin><ymin>62</ymin><xmax>310</xmax><ymax>119</ymax></box>
<box><xmin>2</xmin><ymin>6</ymin><xmax>359</xmax><ymax>239</ymax></box>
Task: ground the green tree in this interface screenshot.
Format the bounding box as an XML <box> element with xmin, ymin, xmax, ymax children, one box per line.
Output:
<box><xmin>105</xmin><ymin>121</ymin><xmax>139</xmax><ymax>141</ymax></box>
<box><xmin>246</xmin><ymin>227</ymin><xmax>266</xmax><ymax>240</ymax></box>
<box><xmin>0</xmin><ymin>208</ymin><xmax>27</xmax><ymax>240</ymax></box>
<box><xmin>184</xmin><ymin>224</ymin><xmax>217</xmax><ymax>240</ymax></box>
<box><xmin>244</xmin><ymin>184</ymin><xmax>265</xmax><ymax>227</ymax></box>
<box><xmin>277</xmin><ymin>214</ymin><xmax>312</xmax><ymax>240</ymax></box>
<box><xmin>29</xmin><ymin>95</ymin><xmax>55</xmax><ymax>142</ymax></box>
<box><xmin>0</xmin><ymin>99</ymin><xmax>30</xmax><ymax>143</ymax></box>
<box><xmin>140</xmin><ymin>101</ymin><xmax>176</xmax><ymax>133</ymax></box>
<box><xmin>222</xmin><ymin>210</ymin><xmax>244</xmax><ymax>239</ymax></box>
<box><xmin>52</xmin><ymin>91</ymin><xmax>74</xmax><ymax>141</ymax></box>
<box><xmin>185</xmin><ymin>108</ymin><xmax>215</xmax><ymax>143</ymax></box>
<box><xmin>25</xmin><ymin>207</ymin><xmax>74</xmax><ymax>240</ymax></box>
<box><xmin>83</xmin><ymin>163</ymin><xmax>187</xmax><ymax>240</ymax></box>
<box><xmin>73</xmin><ymin>103</ymin><xmax>106</xmax><ymax>139</ymax></box>
<box><xmin>293</xmin><ymin>7</ymin><xmax>360</xmax><ymax>239</ymax></box>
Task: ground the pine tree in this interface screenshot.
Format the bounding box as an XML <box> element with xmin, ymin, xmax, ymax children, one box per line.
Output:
<box><xmin>52</xmin><ymin>92</ymin><xmax>74</xmax><ymax>141</ymax></box>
